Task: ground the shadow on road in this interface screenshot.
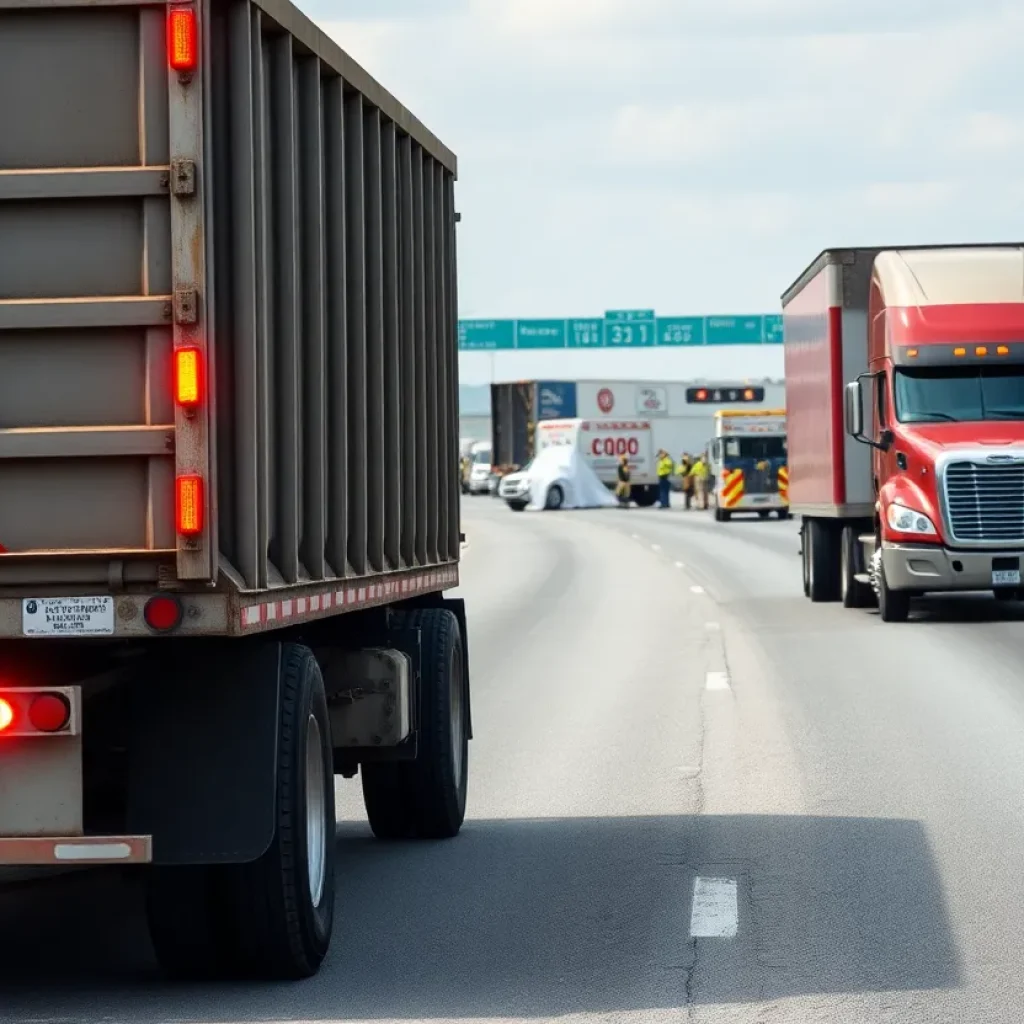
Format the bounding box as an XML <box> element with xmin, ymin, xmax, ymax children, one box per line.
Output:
<box><xmin>0</xmin><ymin>814</ymin><xmax>960</xmax><ymax>1020</ymax></box>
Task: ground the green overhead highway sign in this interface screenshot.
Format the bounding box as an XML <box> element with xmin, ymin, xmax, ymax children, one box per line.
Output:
<box><xmin>457</xmin><ymin>311</ymin><xmax>784</xmax><ymax>351</ymax></box>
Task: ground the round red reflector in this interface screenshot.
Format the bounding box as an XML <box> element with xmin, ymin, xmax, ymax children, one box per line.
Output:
<box><xmin>28</xmin><ymin>693</ymin><xmax>70</xmax><ymax>733</ymax></box>
<box><xmin>0</xmin><ymin>698</ymin><xmax>13</xmax><ymax>732</ymax></box>
<box><xmin>144</xmin><ymin>596</ymin><xmax>183</xmax><ymax>632</ymax></box>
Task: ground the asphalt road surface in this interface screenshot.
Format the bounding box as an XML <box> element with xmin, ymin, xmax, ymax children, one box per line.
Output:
<box><xmin>3</xmin><ymin>493</ymin><xmax>1024</xmax><ymax>1022</ymax></box>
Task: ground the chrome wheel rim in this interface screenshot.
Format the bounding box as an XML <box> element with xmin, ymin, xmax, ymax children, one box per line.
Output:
<box><xmin>305</xmin><ymin>714</ymin><xmax>327</xmax><ymax>908</ymax></box>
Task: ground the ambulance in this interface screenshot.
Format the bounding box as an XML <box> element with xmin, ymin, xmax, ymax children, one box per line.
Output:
<box><xmin>708</xmin><ymin>409</ymin><xmax>789</xmax><ymax>521</ymax></box>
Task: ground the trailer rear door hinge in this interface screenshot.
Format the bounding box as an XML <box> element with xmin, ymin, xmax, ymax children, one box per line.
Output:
<box><xmin>171</xmin><ymin>159</ymin><xmax>196</xmax><ymax>196</ymax></box>
<box><xmin>174</xmin><ymin>287</ymin><xmax>198</xmax><ymax>324</ymax></box>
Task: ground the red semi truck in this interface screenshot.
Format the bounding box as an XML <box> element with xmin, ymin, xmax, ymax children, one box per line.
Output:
<box><xmin>0</xmin><ymin>0</ymin><xmax>469</xmax><ymax>981</ymax></box>
<box><xmin>783</xmin><ymin>244</ymin><xmax>1024</xmax><ymax>621</ymax></box>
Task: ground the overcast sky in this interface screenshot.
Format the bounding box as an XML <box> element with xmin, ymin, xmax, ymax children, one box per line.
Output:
<box><xmin>307</xmin><ymin>0</ymin><xmax>1024</xmax><ymax>383</ymax></box>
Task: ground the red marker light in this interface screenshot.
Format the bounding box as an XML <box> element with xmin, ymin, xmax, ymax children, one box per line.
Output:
<box><xmin>696</xmin><ymin>389</ymin><xmax>708</xmax><ymax>401</ymax></box>
<box><xmin>144</xmin><ymin>595</ymin><xmax>183</xmax><ymax>633</ymax></box>
<box><xmin>174</xmin><ymin>346</ymin><xmax>202</xmax><ymax>409</ymax></box>
<box><xmin>28</xmin><ymin>693</ymin><xmax>70</xmax><ymax>733</ymax></box>
<box><xmin>167</xmin><ymin>7</ymin><xmax>198</xmax><ymax>72</ymax></box>
<box><xmin>743</xmin><ymin>388</ymin><xmax>754</xmax><ymax>400</ymax></box>
<box><xmin>0</xmin><ymin>698</ymin><xmax>13</xmax><ymax>732</ymax></box>
<box><xmin>176</xmin><ymin>474</ymin><xmax>204</xmax><ymax>536</ymax></box>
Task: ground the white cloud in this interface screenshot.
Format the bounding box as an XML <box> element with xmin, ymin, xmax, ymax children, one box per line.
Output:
<box><xmin>315</xmin><ymin>0</ymin><xmax>1024</xmax><ymax>323</ymax></box>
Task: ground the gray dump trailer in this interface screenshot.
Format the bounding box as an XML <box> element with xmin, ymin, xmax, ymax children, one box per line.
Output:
<box><xmin>0</xmin><ymin>0</ymin><xmax>469</xmax><ymax>981</ymax></box>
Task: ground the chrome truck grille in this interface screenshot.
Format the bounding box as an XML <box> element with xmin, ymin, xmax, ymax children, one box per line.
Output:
<box><xmin>942</xmin><ymin>460</ymin><xmax>1024</xmax><ymax>543</ymax></box>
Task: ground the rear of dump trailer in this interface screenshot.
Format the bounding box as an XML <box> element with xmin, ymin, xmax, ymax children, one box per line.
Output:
<box><xmin>0</xmin><ymin>0</ymin><xmax>469</xmax><ymax>981</ymax></box>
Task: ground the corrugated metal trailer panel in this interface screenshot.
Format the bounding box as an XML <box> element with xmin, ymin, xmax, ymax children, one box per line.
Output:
<box><xmin>0</xmin><ymin>0</ymin><xmax>460</xmax><ymax>597</ymax></box>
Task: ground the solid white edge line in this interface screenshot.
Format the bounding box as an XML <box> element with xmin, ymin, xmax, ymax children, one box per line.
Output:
<box><xmin>690</xmin><ymin>877</ymin><xmax>738</xmax><ymax>938</ymax></box>
<box><xmin>705</xmin><ymin>671</ymin><xmax>730</xmax><ymax>691</ymax></box>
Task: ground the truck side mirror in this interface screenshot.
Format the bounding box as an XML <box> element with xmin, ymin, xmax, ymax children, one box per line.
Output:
<box><xmin>844</xmin><ymin>381</ymin><xmax>864</xmax><ymax>439</ymax></box>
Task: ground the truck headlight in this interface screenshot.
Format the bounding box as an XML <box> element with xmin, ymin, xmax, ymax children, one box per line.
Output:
<box><xmin>886</xmin><ymin>502</ymin><xmax>937</xmax><ymax>536</ymax></box>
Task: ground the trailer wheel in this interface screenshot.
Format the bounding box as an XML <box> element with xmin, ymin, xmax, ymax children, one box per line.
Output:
<box><xmin>146</xmin><ymin>643</ymin><xmax>336</xmax><ymax>981</ymax></box>
<box><xmin>362</xmin><ymin>608</ymin><xmax>468</xmax><ymax>840</ymax></box>
<box><xmin>840</xmin><ymin>526</ymin><xmax>873</xmax><ymax>608</ymax></box>
<box><xmin>801</xmin><ymin>522</ymin><xmax>811</xmax><ymax>597</ymax></box>
<box><xmin>632</xmin><ymin>487</ymin><xmax>658</xmax><ymax>508</ymax></box>
<box><xmin>807</xmin><ymin>517</ymin><xmax>840</xmax><ymax>602</ymax></box>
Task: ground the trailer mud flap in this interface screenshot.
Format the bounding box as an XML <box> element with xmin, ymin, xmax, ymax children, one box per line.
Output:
<box><xmin>125</xmin><ymin>642</ymin><xmax>281</xmax><ymax>865</ymax></box>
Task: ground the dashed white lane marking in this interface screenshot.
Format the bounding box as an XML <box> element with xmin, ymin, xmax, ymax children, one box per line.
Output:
<box><xmin>705</xmin><ymin>621</ymin><xmax>721</xmax><ymax>631</ymax></box>
<box><xmin>631</xmin><ymin>533</ymin><xmax>640</xmax><ymax>539</ymax></box>
<box><xmin>690</xmin><ymin>877</ymin><xmax>738</xmax><ymax>938</ymax></box>
<box><xmin>674</xmin><ymin>561</ymin><xmax>685</xmax><ymax>569</ymax></box>
<box><xmin>690</xmin><ymin>585</ymin><xmax>705</xmax><ymax>594</ymax></box>
<box><xmin>651</xmin><ymin>543</ymin><xmax>661</xmax><ymax>552</ymax></box>
<box><xmin>705</xmin><ymin>671</ymin><xmax>730</xmax><ymax>691</ymax></box>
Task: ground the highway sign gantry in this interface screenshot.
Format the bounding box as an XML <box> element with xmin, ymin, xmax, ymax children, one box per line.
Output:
<box><xmin>457</xmin><ymin>311</ymin><xmax>784</xmax><ymax>351</ymax></box>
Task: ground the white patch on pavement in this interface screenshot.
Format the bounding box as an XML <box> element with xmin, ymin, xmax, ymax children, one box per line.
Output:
<box><xmin>705</xmin><ymin>621</ymin><xmax>721</xmax><ymax>631</ymax></box>
<box><xmin>674</xmin><ymin>561</ymin><xmax>685</xmax><ymax>569</ymax></box>
<box><xmin>690</xmin><ymin>585</ymin><xmax>705</xmax><ymax>594</ymax></box>
<box><xmin>690</xmin><ymin>877</ymin><xmax>738</xmax><ymax>938</ymax></box>
<box><xmin>705</xmin><ymin>671</ymin><xmax>730</xmax><ymax>691</ymax></box>
<box><xmin>651</xmin><ymin>543</ymin><xmax>661</xmax><ymax>551</ymax></box>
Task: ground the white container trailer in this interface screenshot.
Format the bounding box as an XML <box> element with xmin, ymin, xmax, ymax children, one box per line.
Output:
<box><xmin>574</xmin><ymin>380</ymin><xmax>784</xmax><ymax>460</ymax></box>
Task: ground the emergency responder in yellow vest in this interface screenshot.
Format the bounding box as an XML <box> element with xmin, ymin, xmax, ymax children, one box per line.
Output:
<box><xmin>615</xmin><ymin>454</ymin><xmax>631</xmax><ymax>507</ymax></box>
<box><xmin>656</xmin><ymin>449</ymin><xmax>674</xmax><ymax>508</ymax></box>
<box><xmin>689</xmin><ymin>454</ymin><xmax>710</xmax><ymax>510</ymax></box>
<box><xmin>678</xmin><ymin>454</ymin><xmax>693</xmax><ymax>510</ymax></box>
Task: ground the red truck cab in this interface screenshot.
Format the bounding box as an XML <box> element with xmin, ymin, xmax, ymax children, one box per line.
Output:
<box><xmin>786</xmin><ymin>244</ymin><xmax>1024</xmax><ymax>620</ymax></box>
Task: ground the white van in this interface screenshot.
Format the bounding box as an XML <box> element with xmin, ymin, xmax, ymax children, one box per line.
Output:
<box><xmin>465</xmin><ymin>441</ymin><xmax>493</xmax><ymax>495</ymax></box>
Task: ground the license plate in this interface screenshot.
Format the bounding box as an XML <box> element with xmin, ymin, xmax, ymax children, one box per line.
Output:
<box><xmin>22</xmin><ymin>596</ymin><xmax>115</xmax><ymax>637</ymax></box>
<box><xmin>992</xmin><ymin>569</ymin><xmax>1021</xmax><ymax>586</ymax></box>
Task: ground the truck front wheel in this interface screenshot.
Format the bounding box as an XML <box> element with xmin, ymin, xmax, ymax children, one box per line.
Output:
<box><xmin>877</xmin><ymin>562</ymin><xmax>911</xmax><ymax>622</ymax></box>
<box><xmin>362</xmin><ymin>608</ymin><xmax>468</xmax><ymax>840</ymax></box>
<box><xmin>146</xmin><ymin>643</ymin><xmax>336</xmax><ymax>981</ymax></box>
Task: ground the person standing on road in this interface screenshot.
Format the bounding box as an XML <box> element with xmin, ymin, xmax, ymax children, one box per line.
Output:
<box><xmin>678</xmin><ymin>454</ymin><xmax>693</xmax><ymax>510</ymax></box>
<box><xmin>656</xmin><ymin>449</ymin><xmax>674</xmax><ymax>508</ymax></box>
<box><xmin>689</xmin><ymin>453</ymin><xmax>710</xmax><ymax>510</ymax></box>
<box><xmin>615</xmin><ymin>454</ymin><xmax>632</xmax><ymax>507</ymax></box>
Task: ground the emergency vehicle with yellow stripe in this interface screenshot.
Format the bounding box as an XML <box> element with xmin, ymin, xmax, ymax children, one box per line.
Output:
<box><xmin>708</xmin><ymin>409</ymin><xmax>789</xmax><ymax>521</ymax></box>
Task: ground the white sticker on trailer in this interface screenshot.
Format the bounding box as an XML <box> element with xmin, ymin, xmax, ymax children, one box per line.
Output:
<box><xmin>22</xmin><ymin>597</ymin><xmax>115</xmax><ymax>637</ymax></box>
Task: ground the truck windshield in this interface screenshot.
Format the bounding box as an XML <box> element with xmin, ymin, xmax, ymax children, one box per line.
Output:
<box><xmin>894</xmin><ymin>365</ymin><xmax>1024</xmax><ymax>423</ymax></box>
<box><xmin>723</xmin><ymin>436</ymin><xmax>787</xmax><ymax>459</ymax></box>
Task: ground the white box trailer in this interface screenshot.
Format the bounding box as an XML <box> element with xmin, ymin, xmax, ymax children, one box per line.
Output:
<box><xmin>573</xmin><ymin>379</ymin><xmax>785</xmax><ymax>462</ymax></box>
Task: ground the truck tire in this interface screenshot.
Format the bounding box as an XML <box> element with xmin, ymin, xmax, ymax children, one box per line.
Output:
<box><xmin>840</xmin><ymin>525</ymin><xmax>873</xmax><ymax>608</ymax></box>
<box><xmin>877</xmin><ymin>562</ymin><xmax>910</xmax><ymax>622</ymax></box>
<box><xmin>146</xmin><ymin>643</ymin><xmax>336</xmax><ymax>981</ymax></box>
<box><xmin>801</xmin><ymin>523</ymin><xmax>810</xmax><ymax>597</ymax></box>
<box><xmin>632</xmin><ymin>487</ymin><xmax>657</xmax><ymax>508</ymax></box>
<box><xmin>806</xmin><ymin>517</ymin><xmax>840</xmax><ymax>602</ymax></box>
<box><xmin>362</xmin><ymin>608</ymin><xmax>468</xmax><ymax>840</ymax></box>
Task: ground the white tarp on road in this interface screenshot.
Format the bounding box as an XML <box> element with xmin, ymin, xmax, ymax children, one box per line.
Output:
<box><xmin>526</xmin><ymin>445</ymin><xmax>618</xmax><ymax>511</ymax></box>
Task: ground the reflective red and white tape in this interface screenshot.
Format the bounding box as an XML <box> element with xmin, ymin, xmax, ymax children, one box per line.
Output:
<box><xmin>239</xmin><ymin>565</ymin><xmax>459</xmax><ymax>631</ymax></box>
